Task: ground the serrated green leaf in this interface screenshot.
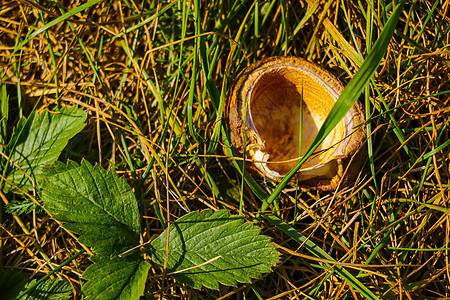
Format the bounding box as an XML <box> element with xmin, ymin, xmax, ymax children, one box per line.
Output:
<box><xmin>147</xmin><ymin>209</ymin><xmax>279</xmax><ymax>289</ymax></box>
<box><xmin>41</xmin><ymin>160</ymin><xmax>150</xmax><ymax>299</ymax></box>
<box><xmin>20</xmin><ymin>278</ymin><xmax>72</xmax><ymax>300</ymax></box>
<box><xmin>3</xmin><ymin>106</ymin><xmax>86</xmax><ymax>193</ymax></box>
<box><xmin>82</xmin><ymin>254</ymin><xmax>150</xmax><ymax>300</ymax></box>
<box><xmin>41</xmin><ymin>160</ymin><xmax>141</xmax><ymax>256</ymax></box>
<box><xmin>0</xmin><ymin>269</ymin><xmax>27</xmax><ymax>300</ymax></box>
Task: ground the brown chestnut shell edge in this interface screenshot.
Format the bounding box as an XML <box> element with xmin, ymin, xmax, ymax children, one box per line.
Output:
<box><xmin>225</xmin><ymin>56</ymin><xmax>366</xmax><ymax>191</ymax></box>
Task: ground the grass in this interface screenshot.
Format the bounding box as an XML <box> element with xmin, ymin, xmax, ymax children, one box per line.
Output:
<box><xmin>1</xmin><ymin>0</ymin><xmax>450</xmax><ymax>298</ymax></box>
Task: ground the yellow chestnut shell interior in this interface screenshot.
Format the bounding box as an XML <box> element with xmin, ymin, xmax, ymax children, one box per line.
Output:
<box><xmin>228</xmin><ymin>57</ymin><xmax>365</xmax><ymax>189</ymax></box>
<box><xmin>249</xmin><ymin>67</ymin><xmax>345</xmax><ymax>175</ymax></box>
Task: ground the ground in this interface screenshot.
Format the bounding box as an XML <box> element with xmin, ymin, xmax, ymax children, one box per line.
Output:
<box><xmin>1</xmin><ymin>0</ymin><xmax>450</xmax><ymax>299</ymax></box>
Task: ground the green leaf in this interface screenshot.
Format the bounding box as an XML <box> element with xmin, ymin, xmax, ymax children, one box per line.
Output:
<box><xmin>0</xmin><ymin>269</ymin><xmax>27</xmax><ymax>300</ymax></box>
<box><xmin>41</xmin><ymin>160</ymin><xmax>150</xmax><ymax>299</ymax></box>
<box><xmin>20</xmin><ymin>278</ymin><xmax>72</xmax><ymax>300</ymax></box>
<box><xmin>147</xmin><ymin>209</ymin><xmax>279</xmax><ymax>289</ymax></box>
<box><xmin>4</xmin><ymin>106</ymin><xmax>87</xmax><ymax>193</ymax></box>
<box><xmin>41</xmin><ymin>160</ymin><xmax>140</xmax><ymax>256</ymax></box>
<box><xmin>82</xmin><ymin>254</ymin><xmax>150</xmax><ymax>300</ymax></box>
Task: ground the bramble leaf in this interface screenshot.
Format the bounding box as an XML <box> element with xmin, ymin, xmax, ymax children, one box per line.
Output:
<box><xmin>41</xmin><ymin>160</ymin><xmax>150</xmax><ymax>299</ymax></box>
<box><xmin>41</xmin><ymin>160</ymin><xmax>141</xmax><ymax>256</ymax></box>
<box><xmin>82</xmin><ymin>254</ymin><xmax>150</xmax><ymax>300</ymax></box>
<box><xmin>3</xmin><ymin>106</ymin><xmax>86</xmax><ymax>193</ymax></box>
<box><xmin>147</xmin><ymin>209</ymin><xmax>279</xmax><ymax>289</ymax></box>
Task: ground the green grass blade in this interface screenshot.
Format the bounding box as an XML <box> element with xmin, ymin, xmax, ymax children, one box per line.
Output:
<box><xmin>205</xmin><ymin>1</ymin><xmax>255</xmax><ymax>154</ymax></box>
<box><xmin>264</xmin><ymin>214</ymin><xmax>379</xmax><ymax>300</ymax></box>
<box><xmin>187</xmin><ymin>4</ymin><xmax>202</xmax><ymax>144</ymax></box>
<box><xmin>256</xmin><ymin>0</ymin><xmax>406</xmax><ymax>219</ymax></box>
<box><xmin>0</xmin><ymin>81</ymin><xmax>8</xmax><ymax>145</ymax></box>
<box><xmin>14</xmin><ymin>0</ymin><xmax>103</xmax><ymax>51</ymax></box>
<box><xmin>372</xmin><ymin>82</ymin><xmax>416</xmax><ymax>162</ymax></box>
<box><xmin>221</xmin><ymin>127</ymin><xmax>269</xmax><ymax>202</ymax></box>
<box><xmin>418</xmin><ymin>138</ymin><xmax>450</xmax><ymax>163</ymax></box>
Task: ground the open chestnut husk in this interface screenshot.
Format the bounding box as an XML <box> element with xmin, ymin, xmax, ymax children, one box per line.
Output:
<box><xmin>227</xmin><ymin>56</ymin><xmax>366</xmax><ymax>191</ymax></box>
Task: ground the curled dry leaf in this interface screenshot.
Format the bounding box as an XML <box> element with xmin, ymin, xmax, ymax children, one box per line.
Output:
<box><xmin>227</xmin><ymin>56</ymin><xmax>366</xmax><ymax>191</ymax></box>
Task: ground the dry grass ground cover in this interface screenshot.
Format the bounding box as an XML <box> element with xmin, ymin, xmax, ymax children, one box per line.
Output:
<box><xmin>1</xmin><ymin>0</ymin><xmax>450</xmax><ymax>299</ymax></box>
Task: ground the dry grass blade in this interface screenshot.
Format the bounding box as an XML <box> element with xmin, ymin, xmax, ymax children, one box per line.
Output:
<box><xmin>1</xmin><ymin>0</ymin><xmax>450</xmax><ymax>299</ymax></box>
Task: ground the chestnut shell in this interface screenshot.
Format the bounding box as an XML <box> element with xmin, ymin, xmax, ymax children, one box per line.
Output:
<box><xmin>227</xmin><ymin>56</ymin><xmax>366</xmax><ymax>191</ymax></box>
